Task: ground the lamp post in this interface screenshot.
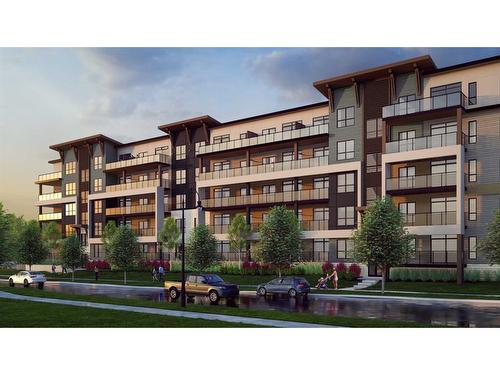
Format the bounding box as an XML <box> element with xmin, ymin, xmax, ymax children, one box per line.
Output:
<box><xmin>180</xmin><ymin>192</ymin><xmax>203</xmax><ymax>308</ymax></box>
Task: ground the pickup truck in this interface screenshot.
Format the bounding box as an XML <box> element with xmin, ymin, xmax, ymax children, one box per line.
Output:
<box><xmin>165</xmin><ymin>274</ymin><xmax>239</xmax><ymax>302</ymax></box>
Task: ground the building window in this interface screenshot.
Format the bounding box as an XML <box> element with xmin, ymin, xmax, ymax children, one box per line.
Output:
<box><xmin>93</xmin><ymin>156</ymin><xmax>102</xmax><ymax>170</ymax></box>
<box><xmin>138</xmin><ymin>174</ymin><xmax>148</xmax><ymax>182</ymax></box>
<box><xmin>176</xmin><ymin>169</ymin><xmax>186</xmax><ymax>184</ymax></box>
<box><xmin>468</xmin><ymin>198</ymin><xmax>477</xmax><ymax>221</ymax></box>
<box><xmin>337</xmin><ymin>207</ymin><xmax>355</xmax><ymax>226</ymax></box>
<box><xmin>262</xmin><ymin>156</ymin><xmax>276</xmax><ymax>165</ymax></box>
<box><xmin>313</xmin><ymin>239</ymin><xmax>329</xmax><ymax>261</ymax></box>
<box><xmin>282</xmin><ymin>151</ymin><xmax>294</xmax><ymax>162</ymax></box>
<box><xmin>430</xmin><ymin>82</ymin><xmax>461</xmax><ymax>97</ymax></box>
<box><xmin>366</xmin><ymin>187</ymin><xmax>379</xmax><ymax>205</ymax></box>
<box><xmin>262</xmin><ymin>127</ymin><xmax>276</xmax><ymax>135</ymax></box>
<box><xmin>262</xmin><ymin>185</ymin><xmax>276</xmax><ymax>194</ymax></box>
<box><xmin>176</xmin><ymin>194</ymin><xmax>186</xmax><ymax>209</ymax></box>
<box><xmin>175</xmin><ymin>145</ymin><xmax>186</xmax><ymax>160</ymax></box>
<box><xmin>94</xmin><ymin>222</ymin><xmax>102</xmax><ymax>237</ymax></box>
<box><xmin>313</xmin><ymin>115</ymin><xmax>329</xmax><ymax>126</ymax></box>
<box><xmin>337</xmin><ymin>239</ymin><xmax>353</xmax><ymax>259</ymax></box>
<box><xmin>81</xmin><ymin>191</ymin><xmax>88</xmax><ymax>204</ymax></box>
<box><xmin>313</xmin><ymin>208</ymin><xmax>329</xmax><ymax>221</ymax></box>
<box><xmin>468</xmin><ymin>121</ymin><xmax>477</xmax><ymax>144</ymax></box>
<box><xmin>240</xmin><ymin>133</ymin><xmax>249</xmax><ymax>139</ymax></box>
<box><xmin>431</xmin><ymin>235</ymin><xmax>457</xmax><ymax>263</ymax></box>
<box><xmin>239</xmin><ymin>187</ymin><xmax>248</xmax><ymax>196</ymax></box>
<box><xmin>282</xmin><ymin>121</ymin><xmax>302</xmax><ymax>131</ymax></box>
<box><xmin>214</xmin><ymin>187</ymin><xmax>230</xmax><ymax>198</ymax></box>
<box><xmin>337</xmin><ymin>140</ymin><xmax>354</xmax><ymax>160</ymax></box>
<box><xmin>139</xmin><ymin>198</ymin><xmax>149</xmax><ymax>205</ymax></box>
<box><xmin>399</xmin><ymin>202</ymin><xmax>416</xmax><ymax>225</ymax></box>
<box><xmin>65</xmin><ymin>203</ymin><xmax>76</xmax><ymax>216</ymax></box>
<box><xmin>65</xmin><ymin>161</ymin><xmax>76</xmax><ymax>175</ymax></box>
<box><xmin>468</xmin><ymin>160</ymin><xmax>477</xmax><ymax>182</ymax></box>
<box><xmin>94</xmin><ymin>178</ymin><xmax>103</xmax><ymax>192</ymax></box>
<box><xmin>240</xmin><ymin>160</ymin><xmax>248</xmax><ymax>168</ymax></box>
<box><xmin>283</xmin><ymin>180</ymin><xmax>294</xmax><ymax>192</ymax></box>
<box><xmin>366</xmin><ymin>118</ymin><xmax>383</xmax><ymax>139</ymax></box>
<box><xmin>65</xmin><ymin>224</ymin><xmax>75</xmax><ymax>236</ymax></box>
<box><xmin>398</xmin><ymin>94</ymin><xmax>416</xmax><ymax>103</ymax></box>
<box><xmin>431</xmin><ymin>159</ymin><xmax>456</xmax><ymax>175</ymax></box>
<box><xmin>468</xmin><ymin>82</ymin><xmax>477</xmax><ymax>105</ymax></box>
<box><xmin>313</xmin><ymin>146</ymin><xmax>329</xmax><ymax>158</ymax></box>
<box><xmin>431</xmin><ymin>121</ymin><xmax>457</xmax><ymax>135</ymax></box>
<box><xmin>313</xmin><ymin>176</ymin><xmax>329</xmax><ymax>189</ymax></box>
<box><xmin>337</xmin><ymin>106</ymin><xmax>355</xmax><ymax>128</ymax></box>
<box><xmin>213</xmin><ymin>134</ymin><xmax>230</xmax><ymax>144</ymax></box>
<box><xmin>337</xmin><ymin>173</ymin><xmax>355</xmax><ymax>193</ymax></box>
<box><xmin>94</xmin><ymin>200</ymin><xmax>102</xmax><ymax>214</ymax></box>
<box><xmin>80</xmin><ymin>169</ymin><xmax>89</xmax><ymax>182</ymax></box>
<box><xmin>195</xmin><ymin>141</ymin><xmax>206</xmax><ymax>153</ymax></box>
<box><xmin>431</xmin><ymin>197</ymin><xmax>456</xmax><ymax>214</ymax></box>
<box><xmin>214</xmin><ymin>161</ymin><xmax>231</xmax><ymax>171</ymax></box>
<box><xmin>366</xmin><ymin>153</ymin><xmax>381</xmax><ymax>173</ymax></box>
<box><xmin>65</xmin><ymin>182</ymin><xmax>76</xmax><ymax>196</ymax></box>
<box><xmin>155</xmin><ymin>145</ymin><xmax>169</xmax><ymax>155</ymax></box>
<box><xmin>468</xmin><ymin>236</ymin><xmax>477</xmax><ymax>260</ymax></box>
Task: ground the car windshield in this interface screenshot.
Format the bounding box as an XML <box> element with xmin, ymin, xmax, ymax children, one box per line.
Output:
<box><xmin>29</xmin><ymin>272</ymin><xmax>43</xmax><ymax>276</ymax></box>
<box><xmin>203</xmin><ymin>275</ymin><xmax>224</xmax><ymax>283</ymax></box>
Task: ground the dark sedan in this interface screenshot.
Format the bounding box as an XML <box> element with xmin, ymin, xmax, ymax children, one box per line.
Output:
<box><xmin>256</xmin><ymin>277</ymin><xmax>310</xmax><ymax>298</ymax></box>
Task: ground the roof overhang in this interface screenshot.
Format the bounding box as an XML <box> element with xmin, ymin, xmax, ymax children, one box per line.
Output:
<box><xmin>158</xmin><ymin>115</ymin><xmax>221</xmax><ymax>133</ymax></box>
<box><xmin>313</xmin><ymin>55</ymin><xmax>437</xmax><ymax>97</ymax></box>
<box><xmin>49</xmin><ymin>134</ymin><xmax>122</xmax><ymax>152</ymax></box>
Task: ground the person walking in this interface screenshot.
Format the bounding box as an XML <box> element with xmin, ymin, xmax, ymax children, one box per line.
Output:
<box><xmin>332</xmin><ymin>267</ymin><xmax>339</xmax><ymax>290</ymax></box>
<box><xmin>51</xmin><ymin>264</ymin><xmax>56</xmax><ymax>274</ymax></box>
<box><xmin>158</xmin><ymin>264</ymin><xmax>165</xmax><ymax>282</ymax></box>
<box><xmin>152</xmin><ymin>267</ymin><xmax>158</xmax><ymax>282</ymax></box>
<box><xmin>94</xmin><ymin>265</ymin><xmax>99</xmax><ymax>281</ymax></box>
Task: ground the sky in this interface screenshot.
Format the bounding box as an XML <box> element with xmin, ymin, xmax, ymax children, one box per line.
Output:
<box><xmin>1</xmin><ymin>47</ymin><xmax>499</xmax><ymax>219</ymax></box>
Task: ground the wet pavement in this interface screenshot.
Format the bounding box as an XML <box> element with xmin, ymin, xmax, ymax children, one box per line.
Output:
<box><xmin>3</xmin><ymin>280</ymin><xmax>500</xmax><ymax>327</ymax></box>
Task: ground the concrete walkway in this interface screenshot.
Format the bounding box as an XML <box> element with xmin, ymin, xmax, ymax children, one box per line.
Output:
<box><xmin>0</xmin><ymin>291</ymin><xmax>334</xmax><ymax>328</ymax></box>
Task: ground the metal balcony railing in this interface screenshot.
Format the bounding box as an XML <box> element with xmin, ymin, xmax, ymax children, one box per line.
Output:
<box><xmin>105</xmin><ymin>204</ymin><xmax>156</xmax><ymax>216</ymax></box>
<box><xmin>36</xmin><ymin>171</ymin><xmax>62</xmax><ymax>183</ymax></box>
<box><xmin>385</xmin><ymin>132</ymin><xmax>465</xmax><ymax>154</ymax></box>
<box><xmin>196</xmin><ymin>124</ymin><xmax>328</xmax><ymax>155</ymax></box>
<box><xmin>402</xmin><ymin>211</ymin><xmax>456</xmax><ymax>226</ymax></box>
<box><xmin>208</xmin><ymin>219</ymin><xmax>329</xmax><ymax>234</ymax></box>
<box><xmin>38</xmin><ymin>192</ymin><xmax>62</xmax><ymax>201</ymax></box>
<box><xmin>198</xmin><ymin>156</ymin><xmax>329</xmax><ymax>181</ymax></box>
<box><xmin>201</xmin><ymin>188</ymin><xmax>329</xmax><ymax>208</ymax></box>
<box><xmin>131</xmin><ymin>228</ymin><xmax>155</xmax><ymax>237</ymax></box>
<box><xmin>105</xmin><ymin>179</ymin><xmax>170</xmax><ymax>193</ymax></box>
<box><xmin>105</xmin><ymin>153</ymin><xmax>170</xmax><ymax>171</ymax></box>
<box><xmin>387</xmin><ymin>172</ymin><xmax>456</xmax><ymax>191</ymax></box>
<box><xmin>382</xmin><ymin>92</ymin><xmax>467</xmax><ymax>118</ymax></box>
<box><xmin>38</xmin><ymin>212</ymin><xmax>62</xmax><ymax>221</ymax></box>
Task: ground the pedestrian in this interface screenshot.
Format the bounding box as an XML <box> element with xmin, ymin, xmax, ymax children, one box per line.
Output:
<box><xmin>152</xmin><ymin>267</ymin><xmax>158</xmax><ymax>282</ymax></box>
<box><xmin>62</xmin><ymin>264</ymin><xmax>67</xmax><ymax>274</ymax></box>
<box><xmin>94</xmin><ymin>265</ymin><xmax>99</xmax><ymax>281</ymax></box>
<box><xmin>51</xmin><ymin>264</ymin><xmax>56</xmax><ymax>273</ymax></box>
<box><xmin>158</xmin><ymin>264</ymin><xmax>165</xmax><ymax>282</ymax></box>
<box><xmin>332</xmin><ymin>267</ymin><xmax>339</xmax><ymax>290</ymax></box>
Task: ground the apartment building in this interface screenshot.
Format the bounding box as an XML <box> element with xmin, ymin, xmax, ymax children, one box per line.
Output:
<box><xmin>36</xmin><ymin>54</ymin><xmax>500</xmax><ymax>278</ymax></box>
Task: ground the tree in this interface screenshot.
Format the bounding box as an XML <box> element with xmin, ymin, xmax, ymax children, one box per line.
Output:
<box><xmin>105</xmin><ymin>225</ymin><xmax>141</xmax><ymax>284</ymax></box>
<box><xmin>478</xmin><ymin>209</ymin><xmax>500</xmax><ymax>265</ymax></box>
<box><xmin>228</xmin><ymin>213</ymin><xmax>251</xmax><ymax>268</ymax></box>
<box><xmin>17</xmin><ymin>220</ymin><xmax>49</xmax><ymax>271</ymax></box>
<box><xmin>102</xmin><ymin>220</ymin><xmax>118</xmax><ymax>257</ymax></box>
<box><xmin>41</xmin><ymin>222</ymin><xmax>62</xmax><ymax>262</ymax></box>
<box><xmin>351</xmin><ymin>197</ymin><xmax>415</xmax><ymax>294</ymax></box>
<box><xmin>60</xmin><ymin>234</ymin><xmax>87</xmax><ymax>281</ymax></box>
<box><xmin>186</xmin><ymin>224</ymin><xmax>219</xmax><ymax>271</ymax></box>
<box><xmin>0</xmin><ymin>202</ymin><xmax>12</xmax><ymax>263</ymax></box>
<box><xmin>159</xmin><ymin>216</ymin><xmax>180</xmax><ymax>259</ymax></box>
<box><xmin>258</xmin><ymin>206</ymin><xmax>302</xmax><ymax>277</ymax></box>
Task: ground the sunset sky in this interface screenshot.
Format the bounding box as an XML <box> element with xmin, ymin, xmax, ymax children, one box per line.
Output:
<box><xmin>1</xmin><ymin>47</ymin><xmax>499</xmax><ymax>218</ymax></box>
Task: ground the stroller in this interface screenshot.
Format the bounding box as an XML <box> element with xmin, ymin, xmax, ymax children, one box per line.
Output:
<box><xmin>316</xmin><ymin>275</ymin><xmax>331</xmax><ymax>289</ymax></box>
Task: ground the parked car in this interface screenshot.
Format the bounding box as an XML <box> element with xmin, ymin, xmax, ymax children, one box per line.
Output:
<box><xmin>9</xmin><ymin>271</ymin><xmax>47</xmax><ymax>288</ymax></box>
<box><xmin>257</xmin><ymin>277</ymin><xmax>310</xmax><ymax>298</ymax></box>
<box><xmin>165</xmin><ymin>274</ymin><xmax>239</xmax><ymax>302</ymax></box>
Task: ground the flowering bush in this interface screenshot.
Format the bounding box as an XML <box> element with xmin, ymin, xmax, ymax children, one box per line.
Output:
<box><xmin>335</xmin><ymin>262</ymin><xmax>347</xmax><ymax>273</ymax></box>
<box><xmin>348</xmin><ymin>263</ymin><xmax>362</xmax><ymax>278</ymax></box>
<box><xmin>85</xmin><ymin>260</ymin><xmax>111</xmax><ymax>271</ymax></box>
<box><xmin>138</xmin><ymin>259</ymin><xmax>170</xmax><ymax>272</ymax></box>
<box><xmin>322</xmin><ymin>262</ymin><xmax>333</xmax><ymax>274</ymax></box>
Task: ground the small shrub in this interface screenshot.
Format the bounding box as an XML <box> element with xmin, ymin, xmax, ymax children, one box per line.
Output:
<box><xmin>390</xmin><ymin>267</ymin><xmax>401</xmax><ymax>281</ymax></box>
<box><xmin>408</xmin><ymin>268</ymin><xmax>418</xmax><ymax>282</ymax></box>
<box><xmin>85</xmin><ymin>260</ymin><xmax>111</xmax><ymax>271</ymax></box>
<box><xmin>419</xmin><ymin>269</ymin><xmax>431</xmax><ymax>282</ymax></box>
<box><xmin>335</xmin><ymin>262</ymin><xmax>347</xmax><ymax>273</ymax></box>
<box><xmin>322</xmin><ymin>262</ymin><xmax>333</xmax><ymax>274</ymax></box>
<box><xmin>496</xmin><ymin>271</ymin><xmax>500</xmax><ymax>282</ymax></box>
<box><xmin>465</xmin><ymin>269</ymin><xmax>481</xmax><ymax>282</ymax></box>
<box><xmin>348</xmin><ymin>263</ymin><xmax>362</xmax><ymax>278</ymax></box>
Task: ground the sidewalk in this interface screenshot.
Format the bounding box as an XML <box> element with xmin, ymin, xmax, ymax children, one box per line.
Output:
<box><xmin>0</xmin><ymin>291</ymin><xmax>334</xmax><ymax>328</ymax></box>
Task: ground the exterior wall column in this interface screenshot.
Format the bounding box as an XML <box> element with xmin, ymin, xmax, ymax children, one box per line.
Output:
<box><xmin>457</xmin><ymin>234</ymin><xmax>464</xmax><ymax>285</ymax></box>
<box><xmin>456</xmin><ymin>108</ymin><xmax>463</xmax><ymax>144</ymax></box>
<box><xmin>246</xmin><ymin>206</ymin><xmax>251</xmax><ymax>261</ymax></box>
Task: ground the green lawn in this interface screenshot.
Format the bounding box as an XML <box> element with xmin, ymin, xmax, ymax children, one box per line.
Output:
<box><xmin>0</xmin><ymin>298</ymin><xmax>257</xmax><ymax>328</ymax></box>
<box><xmin>366</xmin><ymin>281</ymin><xmax>500</xmax><ymax>295</ymax></box>
<box><xmin>0</xmin><ymin>285</ymin><xmax>436</xmax><ymax>327</ymax></box>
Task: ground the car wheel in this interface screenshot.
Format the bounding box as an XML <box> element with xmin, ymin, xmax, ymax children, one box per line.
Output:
<box><xmin>8</xmin><ymin>278</ymin><xmax>14</xmax><ymax>287</ymax></box>
<box><xmin>23</xmin><ymin>279</ymin><xmax>29</xmax><ymax>288</ymax></box>
<box><xmin>38</xmin><ymin>282</ymin><xmax>44</xmax><ymax>289</ymax></box>
<box><xmin>258</xmin><ymin>287</ymin><xmax>267</xmax><ymax>296</ymax></box>
<box><xmin>208</xmin><ymin>290</ymin><xmax>219</xmax><ymax>303</ymax></box>
<box><xmin>288</xmin><ymin>288</ymin><xmax>297</xmax><ymax>298</ymax></box>
<box><xmin>169</xmin><ymin>287</ymin><xmax>179</xmax><ymax>300</ymax></box>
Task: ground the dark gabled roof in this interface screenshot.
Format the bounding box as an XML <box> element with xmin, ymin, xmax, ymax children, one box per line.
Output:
<box><xmin>49</xmin><ymin>134</ymin><xmax>122</xmax><ymax>151</ymax></box>
<box><xmin>158</xmin><ymin>115</ymin><xmax>221</xmax><ymax>133</ymax></box>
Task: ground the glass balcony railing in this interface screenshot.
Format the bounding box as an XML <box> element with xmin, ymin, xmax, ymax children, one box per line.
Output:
<box><xmin>105</xmin><ymin>204</ymin><xmax>156</xmax><ymax>216</ymax></box>
<box><xmin>197</xmin><ymin>124</ymin><xmax>328</xmax><ymax>155</ymax></box>
<box><xmin>38</xmin><ymin>212</ymin><xmax>62</xmax><ymax>221</ymax></box>
<box><xmin>208</xmin><ymin>219</ymin><xmax>329</xmax><ymax>234</ymax></box>
<box><xmin>385</xmin><ymin>132</ymin><xmax>464</xmax><ymax>154</ymax></box>
<box><xmin>402</xmin><ymin>211</ymin><xmax>456</xmax><ymax>226</ymax></box>
<box><xmin>382</xmin><ymin>92</ymin><xmax>467</xmax><ymax>118</ymax></box>
<box><xmin>36</xmin><ymin>171</ymin><xmax>62</xmax><ymax>183</ymax></box>
<box><xmin>131</xmin><ymin>228</ymin><xmax>155</xmax><ymax>237</ymax></box>
<box><xmin>105</xmin><ymin>153</ymin><xmax>170</xmax><ymax>171</ymax></box>
<box><xmin>105</xmin><ymin>179</ymin><xmax>170</xmax><ymax>193</ymax></box>
<box><xmin>202</xmin><ymin>188</ymin><xmax>329</xmax><ymax>208</ymax></box>
<box><xmin>300</xmin><ymin>220</ymin><xmax>329</xmax><ymax>231</ymax></box>
<box><xmin>405</xmin><ymin>251</ymin><xmax>457</xmax><ymax>265</ymax></box>
<box><xmin>387</xmin><ymin>172</ymin><xmax>456</xmax><ymax>191</ymax></box>
<box><xmin>38</xmin><ymin>192</ymin><xmax>62</xmax><ymax>201</ymax></box>
<box><xmin>199</xmin><ymin>156</ymin><xmax>329</xmax><ymax>181</ymax></box>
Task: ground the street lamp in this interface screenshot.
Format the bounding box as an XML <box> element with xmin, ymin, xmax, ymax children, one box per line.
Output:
<box><xmin>180</xmin><ymin>192</ymin><xmax>203</xmax><ymax>308</ymax></box>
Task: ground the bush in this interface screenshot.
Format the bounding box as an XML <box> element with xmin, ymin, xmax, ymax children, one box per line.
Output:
<box><xmin>85</xmin><ymin>260</ymin><xmax>111</xmax><ymax>271</ymax></box>
<box><xmin>348</xmin><ymin>263</ymin><xmax>362</xmax><ymax>278</ymax></box>
<box><xmin>322</xmin><ymin>262</ymin><xmax>333</xmax><ymax>274</ymax></box>
<box><xmin>464</xmin><ymin>269</ymin><xmax>481</xmax><ymax>282</ymax></box>
<box><xmin>137</xmin><ymin>259</ymin><xmax>170</xmax><ymax>272</ymax></box>
<box><xmin>390</xmin><ymin>267</ymin><xmax>401</xmax><ymax>281</ymax></box>
<box><xmin>335</xmin><ymin>262</ymin><xmax>347</xmax><ymax>273</ymax></box>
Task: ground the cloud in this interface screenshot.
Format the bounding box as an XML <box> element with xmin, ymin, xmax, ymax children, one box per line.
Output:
<box><xmin>247</xmin><ymin>48</ymin><xmax>500</xmax><ymax>101</ymax></box>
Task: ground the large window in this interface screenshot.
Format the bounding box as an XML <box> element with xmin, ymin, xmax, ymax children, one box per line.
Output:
<box><xmin>313</xmin><ymin>146</ymin><xmax>329</xmax><ymax>158</ymax></box>
<box><xmin>65</xmin><ymin>224</ymin><xmax>75</xmax><ymax>236</ymax></box>
<box><xmin>366</xmin><ymin>118</ymin><xmax>383</xmax><ymax>139</ymax></box>
<box><xmin>155</xmin><ymin>145</ymin><xmax>169</xmax><ymax>155</ymax></box>
<box><xmin>213</xmin><ymin>134</ymin><xmax>230</xmax><ymax>144</ymax></box>
<box><xmin>337</xmin><ymin>106</ymin><xmax>355</xmax><ymax>128</ymax></box>
<box><xmin>214</xmin><ymin>161</ymin><xmax>230</xmax><ymax>171</ymax></box>
<box><xmin>468</xmin><ymin>82</ymin><xmax>477</xmax><ymax>105</ymax></box>
<box><xmin>468</xmin><ymin>198</ymin><xmax>477</xmax><ymax>221</ymax></box>
<box><xmin>431</xmin><ymin>159</ymin><xmax>456</xmax><ymax>175</ymax></box>
<box><xmin>430</xmin><ymin>82</ymin><xmax>461</xmax><ymax>97</ymax></box>
<box><xmin>262</xmin><ymin>127</ymin><xmax>276</xmax><ymax>135</ymax></box>
<box><xmin>93</xmin><ymin>156</ymin><xmax>102</xmax><ymax>170</ymax></box>
<box><xmin>313</xmin><ymin>176</ymin><xmax>329</xmax><ymax>189</ymax></box>
<box><xmin>176</xmin><ymin>194</ymin><xmax>186</xmax><ymax>209</ymax></box>
<box><xmin>80</xmin><ymin>191</ymin><xmax>88</xmax><ymax>204</ymax></box>
<box><xmin>468</xmin><ymin>236</ymin><xmax>477</xmax><ymax>260</ymax></box>
<box><xmin>93</xmin><ymin>178</ymin><xmax>103</xmax><ymax>192</ymax></box>
<box><xmin>468</xmin><ymin>160</ymin><xmax>477</xmax><ymax>182</ymax></box>
<box><xmin>94</xmin><ymin>222</ymin><xmax>102</xmax><ymax>237</ymax></box>
<box><xmin>65</xmin><ymin>203</ymin><xmax>76</xmax><ymax>216</ymax></box>
<box><xmin>214</xmin><ymin>187</ymin><xmax>230</xmax><ymax>198</ymax></box>
<box><xmin>431</xmin><ymin>121</ymin><xmax>457</xmax><ymax>135</ymax></box>
<box><xmin>65</xmin><ymin>161</ymin><xmax>76</xmax><ymax>175</ymax></box>
<box><xmin>214</xmin><ymin>214</ymin><xmax>230</xmax><ymax>226</ymax></box>
<box><xmin>337</xmin><ymin>239</ymin><xmax>353</xmax><ymax>259</ymax></box>
<box><xmin>313</xmin><ymin>208</ymin><xmax>329</xmax><ymax>221</ymax></box>
<box><xmin>313</xmin><ymin>115</ymin><xmax>329</xmax><ymax>126</ymax></box>
<box><xmin>282</xmin><ymin>151</ymin><xmax>294</xmax><ymax>162</ymax></box>
<box><xmin>366</xmin><ymin>187</ymin><xmax>380</xmax><ymax>205</ymax></box>
<box><xmin>262</xmin><ymin>156</ymin><xmax>276</xmax><ymax>165</ymax></box>
<box><xmin>175</xmin><ymin>145</ymin><xmax>186</xmax><ymax>160</ymax></box>
<box><xmin>337</xmin><ymin>173</ymin><xmax>355</xmax><ymax>193</ymax></box>
<box><xmin>283</xmin><ymin>180</ymin><xmax>294</xmax><ymax>192</ymax></box>
<box><xmin>176</xmin><ymin>169</ymin><xmax>186</xmax><ymax>184</ymax></box>
<box><xmin>431</xmin><ymin>235</ymin><xmax>457</xmax><ymax>263</ymax></box>
<box><xmin>65</xmin><ymin>182</ymin><xmax>76</xmax><ymax>196</ymax></box>
<box><xmin>337</xmin><ymin>140</ymin><xmax>354</xmax><ymax>160</ymax></box>
<box><xmin>313</xmin><ymin>239</ymin><xmax>329</xmax><ymax>262</ymax></box>
<box><xmin>337</xmin><ymin>206</ymin><xmax>355</xmax><ymax>226</ymax></box>
<box><xmin>366</xmin><ymin>153</ymin><xmax>381</xmax><ymax>173</ymax></box>
<box><xmin>282</xmin><ymin>120</ymin><xmax>302</xmax><ymax>131</ymax></box>
<box><xmin>262</xmin><ymin>185</ymin><xmax>276</xmax><ymax>194</ymax></box>
<box><xmin>431</xmin><ymin>196</ymin><xmax>456</xmax><ymax>213</ymax></box>
<box><xmin>80</xmin><ymin>169</ymin><xmax>89</xmax><ymax>182</ymax></box>
<box><xmin>468</xmin><ymin>121</ymin><xmax>477</xmax><ymax>144</ymax></box>
<box><xmin>94</xmin><ymin>200</ymin><xmax>102</xmax><ymax>214</ymax></box>
<box><xmin>399</xmin><ymin>202</ymin><xmax>416</xmax><ymax>225</ymax></box>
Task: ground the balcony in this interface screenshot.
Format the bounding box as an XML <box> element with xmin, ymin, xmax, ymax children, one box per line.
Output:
<box><xmin>105</xmin><ymin>204</ymin><xmax>156</xmax><ymax>216</ymax></box>
<box><xmin>38</xmin><ymin>212</ymin><xmax>62</xmax><ymax>221</ymax></box>
<box><xmin>402</xmin><ymin>212</ymin><xmax>456</xmax><ymax>226</ymax></box>
<box><xmin>405</xmin><ymin>251</ymin><xmax>457</xmax><ymax>265</ymax></box>
<box><xmin>131</xmin><ymin>228</ymin><xmax>155</xmax><ymax>237</ymax></box>
<box><xmin>386</xmin><ymin>172</ymin><xmax>456</xmax><ymax>192</ymax></box>
<box><xmin>105</xmin><ymin>153</ymin><xmax>170</xmax><ymax>172</ymax></box>
<box><xmin>38</xmin><ymin>192</ymin><xmax>62</xmax><ymax>201</ymax></box>
<box><xmin>105</xmin><ymin>179</ymin><xmax>170</xmax><ymax>193</ymax></box>
<box><xmin>199</xmin><ymin>156</ymin><xmax>329</xmax><ymax>181</ymax></box>
<box><xmin>196</xmin><ymin>124</ymin><xmax>328</xmax><ymax>155</ymax></box>
<box><xmin>208</xmin><ymin>219</ymin><xmax>329</xmax><ymax>234</ymax></box>
<box><xmin>385</xmin><ymin>132</ymin><xmax>464</xmax><ymax>154</ymax></box>
<box><xmin>382</xmin><ymin>92</ymin><xmax>467</xmax><ymax>118</ymax></box>
<box><xmin>36</xmin><ymin>171</ymin><xmax>62</xmax><ymax>184</ymax></box>
<box><xmin>202</xmin><ymin>188</ymin><xmax>329</xmax><ymax>209</ymax></box>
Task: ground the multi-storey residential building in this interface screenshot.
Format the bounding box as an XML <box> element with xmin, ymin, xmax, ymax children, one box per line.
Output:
<box><xmin>36</xmin><ymin>54</ymin><xmax>500</xmax><ymax>280</ymax></box>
